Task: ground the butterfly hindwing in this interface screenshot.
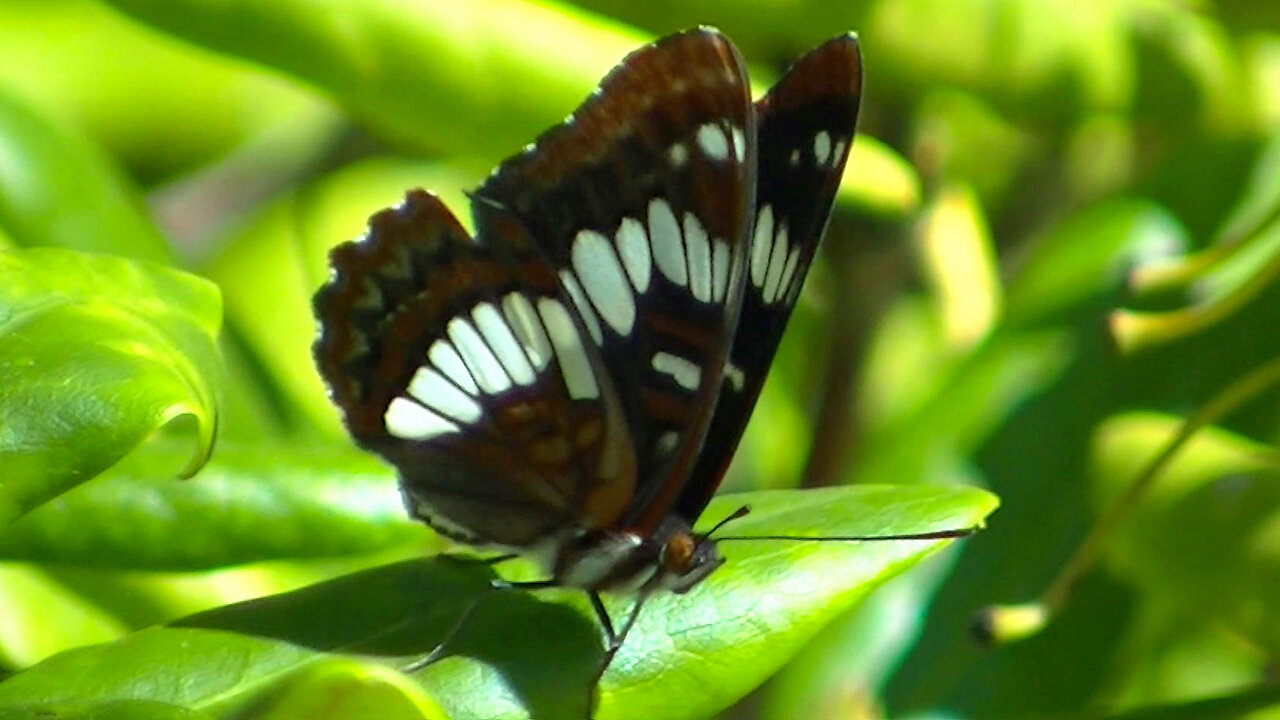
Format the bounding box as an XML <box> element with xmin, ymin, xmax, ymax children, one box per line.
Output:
<box><xmin>314</xmin><ymin>189</ymin><xmax>638</xmax><ymax>546</ymax></box>
<box><xmin>474</xmin><ymin>28</ymin><xmax>757</xmax><ymax>534</ymax></box>
<box><xmin>679</xmin><ymin>34</ymin><xmax>863</xmax><ymax>522</ymax></box>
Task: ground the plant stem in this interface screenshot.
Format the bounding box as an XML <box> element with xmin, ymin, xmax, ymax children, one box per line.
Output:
<box><xmin>1039</xmin><ymin>354</ymin><xmax>1280</xmax><ymax>614</ymax></box>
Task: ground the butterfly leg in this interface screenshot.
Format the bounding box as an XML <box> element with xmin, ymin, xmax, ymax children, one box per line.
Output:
<box><xmin>401</xmin><ymin>577</ymin><xmax>557</xmax><ymax>673</ymax></box>
<box><xmin>583</xmin><ymin>591</ymin><xmax>650</xmax><ymax>719</ymax></box>
<box><xmin>437</xmin><ymin>552</ymin><xmax>520</xmax><ymax>567</ymax></box>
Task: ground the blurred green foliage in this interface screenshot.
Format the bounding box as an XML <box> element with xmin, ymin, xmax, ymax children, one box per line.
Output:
<box><xmin>0</xmin><ymin>0</ymin><xmax>1277</xmax><ymax>718</ymax></box>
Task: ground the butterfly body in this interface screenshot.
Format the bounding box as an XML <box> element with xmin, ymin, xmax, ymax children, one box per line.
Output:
<box><xmin>313</xmin><ymin>25</ymin><xmax>861</xmax><ymax>698</ymax></box>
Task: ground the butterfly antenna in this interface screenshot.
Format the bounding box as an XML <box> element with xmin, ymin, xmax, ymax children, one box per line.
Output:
<box><xmin>705</xmin><ymin>504</ymin><xmax>752</xmax><ymax>537</ymax></box>
<box><xmin>716</xmin><ymin>524</ymin><xmax>981</xmax><ymax>543</ymax></box>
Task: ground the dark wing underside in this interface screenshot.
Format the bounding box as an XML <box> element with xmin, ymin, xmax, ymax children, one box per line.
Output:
<box><xmin>475</xmin><ymin>28</ymin><xmax>757</xmax><ymax>536</ymax></box>
<box><xmin>314</xmin><ymin>190</ymin><xmax>634</xmax><ymax>547</ymax></box>
<box><xmin>315</xmin><ymin>28</ymin><xmax>759</xmax><ymax>548</ymax></box>
<box><xmin>677</xmin><ymin>34</ymin><xmax>864</xmax><ymax>524</ymax></box>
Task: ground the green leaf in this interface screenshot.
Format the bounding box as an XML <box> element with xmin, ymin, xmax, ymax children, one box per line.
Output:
<box><xmin>0</xmin><ymin>86</ymin><xmax>172</xmax><ymax>263</ymax></box>
<box><xmin>99</xmin><ymin>0</ymin><xmax>646</xmax><ymax>161</ymax></box>
<box><xmin>1090</xmin><ymin>411</ymin><xmax>1280</xmax><ymax>512</ymax></box>
<box><xmin>759</xmin><ymin>460</ymin><xmax>990</xmax><ymax>719</ymax></box>
<box><xmin>248</xmin><ymin>659</ymin><xmax>449</xmax><ymax>720</ymax></box>
<box><xmin>1090</xmin><ymin>411</ymin><xmax>1280</xmax><ymax>652</ymax></box>
<box><xmin>0</xmin><ymin>485</ymin><xmax>998</xmax><ymax>720</ymax></box>
<box><xmin>1111</xmin><ymin>132</ymin><xmax>1280</xmax><ymax>353</ymax></box>
<box><xmin>915</xmin><ymin>183</ymin><xmax>1001</xmax><ymax>350</ymax></box>
<box><xmin>0</xmin><ymin>441</ymin><xmax>428</xmax><ymax>569</ymax></box>
<box><xmin>836</xmin><ymin>135</ymin><xmax>922</xmax><ymax>217</ymax></box>
<box><xmin>867</xmin><ymin>0</ymin><xmax>1134</xmax><ymax>117</ymax></box>
<box><xmin>1003</xmin><ymin>198</ymin><xmax>1188</xmax><ymax>327</ymax></box>
<box><xmin>100</xmin><ymin>0</ymin><xmax>919</xmax><ymax>222</ymax></box>
<box><xmin>0</xmin><ymin>563</ymin><xmax>127</xmax><ymax>669</ymax></box>
<box><xmin>858</xmin><ymin>325</ymin><xmax>1073</xmax><ymax>486</ymax></box>
<box><xmin>0</xmin><ymin>248</ymin><xmax>221</xmax><ymax>522</ymax></box>
<box><xmin>0</xmin><ymin>0</ymin><xmax>336</xmax><ymax>182</ymax></box>
<box><xmin>0</xmin><ymin>699</ymin><xmax>215</xmax><ymax>720</ymax></box>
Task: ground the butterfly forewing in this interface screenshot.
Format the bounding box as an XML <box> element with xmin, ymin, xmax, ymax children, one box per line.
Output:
<box><xmin>314</xmin><ymin>189</ymin><xmax>638</xmax><ymax>546</ymax></box>
<box><xmin>678</xmin><ymin>34</ymin><xmax>863</xmax><ymax>522</ymax></box>
<box><xmin>474</xmin><ymin>28</ymin><xmax>757</xmax><ymax>534</ymax></box>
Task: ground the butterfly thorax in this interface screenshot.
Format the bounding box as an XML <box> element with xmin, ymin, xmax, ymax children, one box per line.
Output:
<box><xmin>554</xmin><ymin>515</ymin><xmax>724</xmax><ymax>594</ymax></box>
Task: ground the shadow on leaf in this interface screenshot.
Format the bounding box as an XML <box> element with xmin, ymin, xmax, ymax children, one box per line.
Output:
<box><xmin>174</xmin><ymin>556</ymin><xmax>603</xmax><ymax>719</ymax></box>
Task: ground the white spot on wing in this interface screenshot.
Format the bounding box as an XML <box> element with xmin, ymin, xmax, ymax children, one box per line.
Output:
<box><xmin>407</xmin><ymin>367</ymin><xmax>482</xmax><ymax>423</ymax></box>
<box><xmin>696</xmin><ymin>123</ymin><xmax>729</xmax><ymax>161</ymax></box>
<box><xmin>473</xmin><ymin>302</ymin><xmax>535</xmax><ymax>385</ymax></box>
<box><xmin>615</xmin><ymin>217</ymin><xmax>651</xmax><ymax>293</ymax></box>
<box><xmin>725</xmin><ymin>362</ymin><xmax>746</xmax><ymax>391</ymax></box>
<box><xmin>559</xmin><ymin>270</ymin><xmax>603</xmax><ymax>346</ymax></box>
<box><xmin>750</xmin><ymin>205</ymin><xmax>775</xmax><ymax>288</ymax></box>
<box><xmin>777</xmin><ymin>245</ymin><xmax>802</xmax><ymax>305</ymax></box>
<box><xmin>538</xmin><ymin>298</ymin><xmax>599</xmax><ymax>400</ymax></box>
<box><xmin>731</xmin><ymin>125</ymin><xmax>746</xmax><ymax>163</ymax></box>
<box><xmin>683</xmin><ymin>213</ymin><xmax>712</xmax><ymax>302</ymax></box>
<box><xmin>656</xmin><ymin>431</ymin><xmax>679</xmax><ymax>457</ymax></box>
<box><xmin>668</xmin><ymin>143</ymin><xmax>688</xmax><ymax>167</ymax></box>
<box><xmin>573</xmin><ymin>229</ymin><xmax>636</xmax><ymax>336</ymax></box>
<box><xmin>502</xmin><ymin>292</ymin><xmax>551</xmax><ymax>370</ymax></box>
<box><xmin>814</xmin><ymin>131</ymin><xmax>832</xmax><ymax>165</ymax></box>
<box><xmin>711</xmin><ymin>238</ymin><xmax>730</xmax><ymax>302</ymax></box>
<box><xmin>652</xmin><ymin>351</ymin><xmax>701</xmax><ymax>391</ymax></box>
<box><xmin>831</xmin><ymin>138</ymin><xmax>847</xmax><ymax>167</ymax></box>
<box><xmin>789</xmin><ymin>149</ymin><xmax>801</xmax><ymax>167</ymax></box>
<box><xmin>447</xmin><ymin>317</ymin><xmax>511</xmax><ymax>394</ymax></box>
<box><xmin>648</xmin><ymin>199</ymin><xmax>687</xmax><ymax>286</ymax></box>
<box><xmin>763</xmin><ymin>222</ymin><xmax>790</xmax><ymax>303</ymax></box>
<box><xmin>385</xmin><ymin>397</ymin><xmax>458</xmax><ymax>440</ymax></box>
<box><xmin>429</xmin><ymin>340</ymin><xmax>478</xmax><ymax>395</ymax></box>
<box><xmin>787</xmin><ymin>270</ymin><xmax>805</xmax><ymax>304</ymax></box>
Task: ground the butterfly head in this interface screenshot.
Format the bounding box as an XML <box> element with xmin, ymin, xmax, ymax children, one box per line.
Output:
<box><xmin>552</xmin><ymin>515</ymin><xmax>725</xmax><ymax>594</ymax></box>
<box><xmin>657</xmin><ymin>525</ymin><xmax>724</xmax><ymax>594</ymax></box>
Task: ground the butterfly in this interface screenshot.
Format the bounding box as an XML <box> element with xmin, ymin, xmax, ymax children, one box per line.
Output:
<box><xmin>313</xmin><ymin>26</ymin><xmax>953</xmax><ymax>715</ymax></box>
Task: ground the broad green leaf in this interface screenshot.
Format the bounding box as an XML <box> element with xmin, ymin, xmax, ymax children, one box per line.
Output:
<box><xmin>760</xmin><ymin>461</ymin><xmax>989</xmax><ymax>720</ymax></box>
<box><xmin>1090</xmin><ymin>411</ymin><xmax>1280</xmax><ymax>512</ymax></box>
<box><xmin>100</xmin><ymin>0</ymin><xmax>917</xmax><ymax>219</ymax></box>
<box><xmin>0</xmin><ymin>627</ymin><xmax>316</xmax><ymax>718</ymax></box>
<box><xmin>857</xmin><ymin>326</ymin><xmax>1073</xmax><ymax>486</ymax></box>
<box><xmin>99</xmin><ymin>0</ymin><xmax>646</xmax><ymax>162</ymax></box>
<box><xmin>1105</xmin><ymin>613</ymin><xmax>1277</xmax><ymax>717</ymax></box>
<box><xmin>1131</xmin><ymin>5</ymin><xmax>1253</xmax><ymax>131</ymax></box>
<box><xmin>0</xmin><ymin>485</ymin><xmax>998</xmax><ymax>720</ymax></box>
<box><xmin>1093</xmin><ymin>683</ymin><xmax>1280</xmax><ymax>720</ymax></box>
<box><xmin>837</xmin><ymin>135</ymin><xmax>922</xmax><ymax>217</ymax></box>
<box><xmin>0</xmin><ymin>87</ymin><xmax>171</xmax><ymax>262</ymax></box>
<box><xmin>0</xmin><ymin>0</ymin><xmax>334</xmax><ymax>181</ymax></box>
<box><xmin>0</xmin><ymin>441</ymin><xmax>428</xmax><ymax>569</ymax></box>
<box><xmin>0</xmin><ymin>248</ymin><xmax>221</xmax><ymax>522</ymax></box>
<box><xmin>1091</xmin><ymin>412</ymin><xmax>1280</xmax><ymax>652</ymax></box>
<box><xmin>248</xmin><ymin>659</ymin><xmax>449</xmax><ymax>720</ymax></box>
<box><xmin>911</xmin><ymin>89</ymin><xmax>1033</xmax><ymax>208</ymax></box>
<box><xmin>533</xmin><ymin>0</ymin><xmax>871</xmax><ymax>58</ymax></box>
<box><xmin>41</xmin><ymin>551</ymin><xmax>433</xmax><ymax>635</ymax></box>
<box><xmin>868</xmin><ymin>0</ymin><xmax>1132</xmax><ymax>116</ymax></box>
<box><xmin>0</xmin><ymin>700</ymin><xmax>214</xmax><ymax>720</ymax></box>
<box><xmin>1003</xmin><ymin>199</ymin><xmax>1188</xmax><ymax>327</ymax></box>
<box><xmin>916</xmin><ymin>183</ymin><xmax>1001</xmax><ymax>350</ymax></box>
<box><xmin>0</xmin><ymin>563</ymin><xmax>127</xmax><ymax>669</ymax></box>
